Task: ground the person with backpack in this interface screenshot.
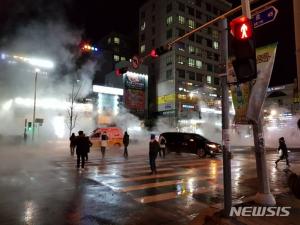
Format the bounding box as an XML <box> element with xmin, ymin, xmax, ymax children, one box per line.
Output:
<box><xmin>275</xmin><ymin>137</ymin><xmax>290</xmax><ymax>167</ymax></box>
<box><xmin>123</xmin><ymin>131</ymin><xmax>129</xmax><ymax>158</ymax></box>
<box><xmin>100</xmin><ymin>131</ymin><xmax>109</xmax><ymax>159</ymax></box>
<box><xmin>149</xmin><ymin>134</ymin><xmax>160</xmax><ymax>175</ymax></box>
<box><xmin>84</xmin><ymin>133</ymin><xmax>92</xmax><ymax>161</ymax></box>
<box><xmin>159</xmin><ymin>135</ymin><xmax>167</xmax><ymax>158</ymax></box>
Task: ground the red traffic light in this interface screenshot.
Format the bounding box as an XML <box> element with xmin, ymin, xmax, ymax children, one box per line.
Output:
<box><xmin>115</xmin><ymin>67</ymin><xmax>128</xmax><ymax>76</ymax></box>
<box><xmin>150</xmin><ymin>46</ymin><xmax>171</xmax><ymax>58</ymax></box>
<box><xmin>150</xmin><ymin>49</ymin><xmax>158</xmax><ymax>58</ymax></box>
<box><xmin>230</xmin><ymin>16</ymin><xmax>253</xmax><ymax>41</ymax></box>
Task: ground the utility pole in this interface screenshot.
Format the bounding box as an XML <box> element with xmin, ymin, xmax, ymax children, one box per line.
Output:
<box><xmin>293</xmin><ymin>0</ymin><xmax>300</xmax><ymax>108</ymax></box>
<box><xmin>241</xmin><ymin>0</ymin><xmax>275</xmax><ymax>205</ymax></box>
<box><xmin>32</xmin><ymin>70</ymin><xmax>38</xmax><ymax>141</ymax></box>
<box><xmin>220</xmin><ymin>18</ymin><xmax>232</xmax><ymax>217</ymax></box>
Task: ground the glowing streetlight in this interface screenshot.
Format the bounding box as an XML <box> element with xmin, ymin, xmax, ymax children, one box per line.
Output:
<box><xmin>270</xmin><ymin>109</ymin><xmax>277</xmax><ymax>117</ymax></box>
<box><xmin>28</xmin><ymin>58</ymin><xmax>54</xmax><ymax>69</ymax></box>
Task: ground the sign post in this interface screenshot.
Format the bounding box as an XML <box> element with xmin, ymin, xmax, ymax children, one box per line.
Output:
<box><xmin>241</xmin><ymin>0</ymin><xmax>276</xmax><ymax>206</ymax></box>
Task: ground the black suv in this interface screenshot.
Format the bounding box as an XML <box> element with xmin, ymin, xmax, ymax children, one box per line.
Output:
<box><xmin>160</xmin><ymin>132</ymin><xmax>222</xmax><ymax>157</ymax></box>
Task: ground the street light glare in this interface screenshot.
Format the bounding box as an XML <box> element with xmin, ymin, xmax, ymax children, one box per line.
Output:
<box><xmin>28</xmin><ymin>58</ymin><xmax>55</xmax><ymax>69</ymax></box>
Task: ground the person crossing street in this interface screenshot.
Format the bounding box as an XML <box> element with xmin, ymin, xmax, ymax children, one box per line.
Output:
<box><xmin>123</xmin><ymin>131</ymin><xmax>129</xmax><ymax>158</ymax></box>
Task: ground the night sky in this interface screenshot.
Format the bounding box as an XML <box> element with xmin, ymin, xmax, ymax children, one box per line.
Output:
<box><xmin>0</xmin><ymin>0</ymin><xmax>297</xmax><ymax>86</ymax></box>
<box><xmin>0</xmin><ymin>0</ymin><xmax>145</xmax><ymax>42</ymax></box>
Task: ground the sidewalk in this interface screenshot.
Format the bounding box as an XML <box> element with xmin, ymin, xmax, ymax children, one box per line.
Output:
<box><xmin>189</xmin><ymin>192</ymin><xmax>300</xmax><ymax>225</ymax></box>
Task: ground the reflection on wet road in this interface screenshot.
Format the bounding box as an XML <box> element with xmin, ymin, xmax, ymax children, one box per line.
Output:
<box><xmin>1</xmin><ymin>144</ymin><xmax>299</xmax><ymax>225</ymax></box>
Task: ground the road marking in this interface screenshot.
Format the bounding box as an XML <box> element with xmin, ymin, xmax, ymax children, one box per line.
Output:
<box><xmin>112</xmin><ymin>176</ymin><xmax>210</xmax><ymax>192</ymax></box>
<box><xmin>103</xmin><ymin>171</ymin><xmax>196</xmax><ymax>183</ymax></box>
<box><xmin>134</xmin><ymin>185</ymin><xmax>224</xmax><ymax>204</ymax></box>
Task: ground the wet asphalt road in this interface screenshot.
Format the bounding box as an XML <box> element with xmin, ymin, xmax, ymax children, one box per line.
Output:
<box><xmin>0</xmin><ymin>142</ymin><xmax>300</xmax><ymax>225</ymax></box>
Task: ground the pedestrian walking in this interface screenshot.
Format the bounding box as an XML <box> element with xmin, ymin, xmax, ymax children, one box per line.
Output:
<box><xmin>75</xmin><ymin>131</ymin><xmax>89</xmax><ymax>169</ymax></box>
<box><xmin>159</xmin><ymin>135</ymin><xmax>166</xmax><ymax>158</ymax></box>
<box><xmin>149</xmin><ymin>134</ymin><xmax>160</xmax><ymax>175</ymax></box>
<box><xmin>84</xmin><ymin>133</ymin><xmax>93</xmax><ymax>161</ymax></box>
<box><xmin>24</xmin><ymin>129</ymin><xmax>28</xmax><ymax>143</ymax></box>
<box><xmin>123</xmin><ymin>131</ymin><xmax>129</xmax><ymax>158</ymax></box>
<box><xmin>100</xmin><ymin>131</ymin><xmax>109</xmax><ymax>159</ymax></box>
<box><xmin>275</xmin><ymin>137</ymin><xmax>290</xmax><ymax>167</ymax></box>
<box><xmin>69</xmin><ymin>133</ymin><xmax>76</xmax><ymax>156</ymax></box>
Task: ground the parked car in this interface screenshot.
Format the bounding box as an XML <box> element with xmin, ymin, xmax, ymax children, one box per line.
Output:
<box><xmin>89</xmin><ymin>127</ymin><xmax>123</xmax><ymax>148</ymax></box>
<box><xmin>159</xmin><ymin>132</ymin><xmax>222</xmax><ymax>158</ymax></box>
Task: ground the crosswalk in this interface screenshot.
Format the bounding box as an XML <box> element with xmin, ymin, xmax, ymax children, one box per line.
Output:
<box><xmin>59</xmin><ymin>152</ymin><xmax>300</xmax><ymax>204</ymax></box>
<box><xmin>57</xmin><ymin>153</ymin><xmax>257</xmax><ymax>205</ymax></box>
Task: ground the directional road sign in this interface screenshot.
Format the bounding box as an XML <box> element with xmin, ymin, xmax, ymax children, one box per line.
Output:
<box><xmin>252</xmin><ymin>6</ymin><xmax>278</xmax><ymax>28</ymax></box>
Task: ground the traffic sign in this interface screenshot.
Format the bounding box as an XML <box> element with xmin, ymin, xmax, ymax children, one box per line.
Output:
<box><xmin>252</xmin><ymin>6</ymin><xmax>278</xmax><ymax>28</ymax></box>
<box><xmin>131</xmin><ymin>55</ymin><xmax>140</xmax><ymax>69</ymax></box>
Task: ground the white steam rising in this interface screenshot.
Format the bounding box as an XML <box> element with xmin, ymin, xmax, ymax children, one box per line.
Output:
<box><xmin>0</xmin><ymin>19</ymin><xmax>99</xmax><ymax>142</ymax></box>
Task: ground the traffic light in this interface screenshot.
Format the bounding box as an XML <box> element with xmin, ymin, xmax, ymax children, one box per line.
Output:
<box><xmin>150</xmin><ymin>45</ymin><xmax>171</xmax><ymax>58</ymax></box>
<box><xmin>28</xmin><ymin>122</ymin><xmax>32</xmax><ymax>131</ymax></box>
<box><xmin>115</xmin><ymin>67</ymin><xmax>128</xmax><ymax>76</ymax></box>
<box><xmin>230</xmin><ymin>16</ymin><xmax>257</xmax><ymax>83</ymax></box>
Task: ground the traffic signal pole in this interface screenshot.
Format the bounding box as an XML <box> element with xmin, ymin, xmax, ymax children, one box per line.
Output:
<box><xmin>241</xmin><ymin>0</ymin><xmax>276</xmax><ymax>206</ymax></box>
<box><xmin>220</xmin><ymin>18</ymin><xmax>232</xmax><ymax>217</ymax></box>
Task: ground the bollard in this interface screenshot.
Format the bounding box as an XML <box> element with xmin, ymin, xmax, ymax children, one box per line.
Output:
<box><xmin>292</xmin><ymin>176</ymin><xmax>300</xmax><ymax>199</ymax></box>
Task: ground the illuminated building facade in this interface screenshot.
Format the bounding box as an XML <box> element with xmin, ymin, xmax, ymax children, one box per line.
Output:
<box><xmin>138</xmin><ymin>0</ymin><xmax>231</xmax><ymax>127</ymax></box>
<box><xmin>93</xmin><ymin>61</ymin><xmax>148</xmax><ymax>126</ymax></box>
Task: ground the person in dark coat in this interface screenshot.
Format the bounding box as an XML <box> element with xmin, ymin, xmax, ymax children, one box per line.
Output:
<box><xmin>275</xmin><ymin>137</ymin><xmax>290</xmax><ymax>167</ymax></box>
<box><xmin>84</xmin><ymin>133</ymin><xmax>93</xmax><ymax>161</ymax></box>
<box><xmin>123</xmin><ymin>131</ymin><xmax>129</xmax><ymax>158</ymax></box>
<box><xmin>149</xmin><ymin>134</ymin><xmax>160</xmax><ymax>175</ymax></box>
<box><xmin>69</xmin><ymin>133</ymin><xmax>76</xmax><ymax>155</ymax></box>
<box><xmin>100</xmin><ymin>131</ymin><xmax>108</xmax><ymax>159</ymax></box>
<box><xmin>75</xmin><ymin>131</ymin><xmax>89</xmax><ymax>169</ymax></box>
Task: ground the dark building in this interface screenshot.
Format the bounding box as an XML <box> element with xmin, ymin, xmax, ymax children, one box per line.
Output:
<box><xmin>93</xmin><ymin>32</ymin><xmax>136</xmax><ymax>85</ymax></box>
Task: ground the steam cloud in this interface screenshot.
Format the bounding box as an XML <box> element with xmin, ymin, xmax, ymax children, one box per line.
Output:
<box><xmin>0</xmin><ymin>3</ymin><xmax>100</xmax><ymax>141</ymax></box>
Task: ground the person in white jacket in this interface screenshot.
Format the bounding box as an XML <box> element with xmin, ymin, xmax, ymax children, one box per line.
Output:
<box><xmin>159</xmin><ymin>135</ymin><xmax>167</xmax><ymax>158</ymax></box>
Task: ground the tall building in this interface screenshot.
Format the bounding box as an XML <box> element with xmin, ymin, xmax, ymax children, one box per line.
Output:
<box><xmin>93</xmin><ymin>32</ymin><xmax>136</xmax><ymax>85</ymax></box>
<box><xmin>139</xmin><ymin>0</ymin><xmax>231</xmax><ymax>128</ymax></box>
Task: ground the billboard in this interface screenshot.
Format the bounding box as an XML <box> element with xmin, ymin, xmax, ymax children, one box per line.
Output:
<box><xmin>124</xmin><ymin>72</ymin><xmax>146</xmax><ymax>112</ymax></box>
<box><xmin>229</xmin><ymin>43</ymin><xmax>278</xmax><ymax>124</ymax></box>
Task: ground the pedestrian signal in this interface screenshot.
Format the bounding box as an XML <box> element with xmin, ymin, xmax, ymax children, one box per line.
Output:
<box><xmin>230</xmin><ymin>16</ymin><xmax>257</xmax><ymax>83</ymax></box>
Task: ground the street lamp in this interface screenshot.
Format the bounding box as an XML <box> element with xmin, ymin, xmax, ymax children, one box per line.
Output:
<box><xmin>29</xmin><ymin>58</ymin><xmax>54</xmax><ymax>141</ymax></box>
<box><xmin>32</xmin><ymin>68</ymin><xmax>40</xmax><ymax>141</ymax></box>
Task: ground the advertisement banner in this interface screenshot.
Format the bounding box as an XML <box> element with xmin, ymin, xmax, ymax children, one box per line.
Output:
<box><xmin>157</xmin><ymin>93</ymin><xmax>176</xmax><ymax>112</ymax></box>
<box><xmin>124</xmin><ymin>73</ymin><xmax>145</xmax><ymax>90</ymax></box>
<box><xmin>229</xmin><ymin>43</ymin><xmax>278</xmax><ymax>124</ymax></box>
<box><xmin>157</xmin><ymin>94</ymin><xmax>175</xmax><ymax>105</ymax></box>
<box><xmin>124</xmin><ymin>72</ymin><xmax>146</xmax><ymax>112</ymax></box>
<box><xmin>246</xmin><ymin>43</ymin><xmax>277</xmax><ymax>123</ymax></box>
<box><xmin>124</xmin><ymin>89</ymin><xmax>145</xmax><ymax>111</ymax></box>
<box><xmin>230</xmin><ymin>83</ymin><xmax>251</xmax><ymax>124</ymax></box>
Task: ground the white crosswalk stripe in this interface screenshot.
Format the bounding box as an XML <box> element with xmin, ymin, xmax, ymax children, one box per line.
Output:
<box><xmin>57</xmin><ymin>154</ymin><xmax>257</xmax><ymax>204</ymax></box>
